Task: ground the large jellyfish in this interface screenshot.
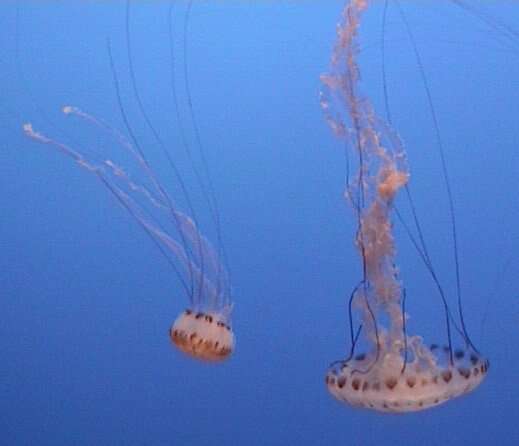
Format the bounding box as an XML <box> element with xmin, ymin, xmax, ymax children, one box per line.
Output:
<box><xmin>321</xmin><ymin>0</ymin><xmax>489</xmax><ymax>412</ymax></box>
<box><xmin>22</xmin><ymin>4</ymin><xmax>234</xmax><ymax>363</ymax></box>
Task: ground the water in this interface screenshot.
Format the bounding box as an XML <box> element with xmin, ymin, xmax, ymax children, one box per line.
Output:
<box><xmin>1</xmin><ymin>1</ymin><xmax>518</xmax><ymax>444</ymax></box>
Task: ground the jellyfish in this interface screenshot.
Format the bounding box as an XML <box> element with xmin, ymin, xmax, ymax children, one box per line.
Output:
<box><xmin>22</xmin><ymin>3</ymin><xmax>234</xmax><ymax>363</ymax></box>
<box><xmin>320</xmin><ymin>0</ymin><xmax>489</xmax><ymax>412</ymax></box>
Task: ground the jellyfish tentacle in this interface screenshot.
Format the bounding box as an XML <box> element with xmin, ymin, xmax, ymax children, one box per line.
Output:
<box><xmin>450</xmin><ymin>0</ymin><xmax>519</xmax><ymax>54</ymax></box>
<box><xmin>181</xmin><ymin>0</ymin><xmax>232</xmax><ymax>303</ymax></box>
<box><xmin>111</xmin><ymin>16</ymin><xmax>203</xmax><ymax>306</ymax></box>
<box><xmin>62</xmin><ymin>105</ymin><xmax>228</xmax><ymax>307</ymax></box>
<box><xmin>347</xmin><ymin>280</ymin><xmax>363</xmax><ymax>355</ymax></box>
<box><xmin>23</xmin><ymin>122</ymin><xmax>194</xmax><ymax>296</ymax></box>
<box><xmin>395</xmin><ymin>1</ymin><xmax>477</xmax><ymax>353</ymax></box>
<box><xmin>400</xmin><ymin>288</ymin><xmax>408</xmax><ymax>375</ymax></box>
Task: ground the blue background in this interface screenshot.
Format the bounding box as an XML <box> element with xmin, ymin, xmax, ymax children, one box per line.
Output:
<box><xmin>1</xmin><ymin>1</ymin><xmax>518</xmax><ymax>444</ymax></box>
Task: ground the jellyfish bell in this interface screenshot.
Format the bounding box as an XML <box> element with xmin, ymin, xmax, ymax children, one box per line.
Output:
<box><xmin>169</xmin><ymin>308</ymin><xmax>234</xmax><ymax>362</ymax></box>
<box><xmin>320</xmin><ymin>0</ymin><xmax>490</xmax><ymax>412</ymax></box>
<box><xmin>326</xmin><ymin>344</ymin><xmax>489</xmax><ymax>413</ymax></box>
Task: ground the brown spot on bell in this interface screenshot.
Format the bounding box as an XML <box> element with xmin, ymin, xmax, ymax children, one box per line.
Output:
<box><xmin>385</xmin><ymin>377</ymin><xmax>397</xmax><ymax>390</ymax></box>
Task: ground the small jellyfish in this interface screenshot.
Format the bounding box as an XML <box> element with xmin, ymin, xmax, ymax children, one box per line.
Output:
<box><xmin>320</xmin><ymin>0</ymin><xmax>488</xmax><ymax>412</ymax></box>
<box><xmin>24</xmin><ymin>106</ymin><xmax>234</xmax><ymax>364</ymax></box>
<box><xmin>23</xmin><ymin>3</ymin><xmax>234</xmax><ymax>362</ymax></box>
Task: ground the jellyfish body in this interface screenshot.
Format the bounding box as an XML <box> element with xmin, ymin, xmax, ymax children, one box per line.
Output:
<box><xmin>23</xmin><ymin>104</ymin><xmax>234</xmax><ymax>363</ymax></box>
<box><xmin>170</xmin><ymin>309</ymin><xmax>234</xmax><ymax>362</ymax></box>
<box><xmin>326</xmin><ymin>344</ymin><xmax>489</xmax><ymax>413</ymax></box>
<box><xmin>320</xmin><ymin>0</ymin><xmax>488</xmax><ymax>412</ymax></box>
<box><xmin>22</xmin><ymin>0</ymin><xmax>235</xmax><ymax>364</ymax></box>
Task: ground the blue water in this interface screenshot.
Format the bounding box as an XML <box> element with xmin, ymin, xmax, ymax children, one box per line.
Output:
<box><xmin>1</xmin><ymin>1</ymin><xmax>518</xmax><ymax>444</ymax></box>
